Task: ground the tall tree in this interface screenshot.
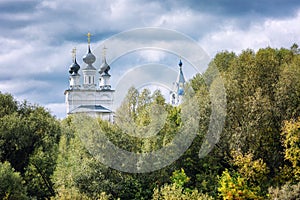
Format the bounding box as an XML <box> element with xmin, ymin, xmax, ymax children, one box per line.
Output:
<box><xmin>0</xmin><ymin>93</ymin><xmax>61</xmax><ymax>199</ymax></box>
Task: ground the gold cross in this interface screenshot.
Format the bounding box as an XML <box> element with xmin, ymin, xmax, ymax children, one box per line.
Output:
<box><xmin>102</xmin><ymin>46</ymin><xmax>107</xmax><ymax>57</ymax></box>
<box><xmin>86</xmin><ymin>32</ymin><xmax>92</xmax><ymax>44</ymax></box>
<box><xmin>71</xmin><ymin>47</ymin><xmax>76</xmax><ymax>61</ymax></box>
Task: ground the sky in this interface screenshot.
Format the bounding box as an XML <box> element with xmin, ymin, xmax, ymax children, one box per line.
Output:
<box><xmin>0</xmin><ymin>0</ymin><xmax>300</xmax><ymax>119</ymax></box>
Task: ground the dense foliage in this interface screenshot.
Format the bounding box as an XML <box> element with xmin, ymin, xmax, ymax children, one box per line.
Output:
<box><xmin>0</xmin><ymin>44</ymin><xmax>299</xmax><ymax>199</ymax></box>
<box><xmin>0</xmin><ymin>93</ymin><xmax>61</xmax><ymax>199</ymax></box>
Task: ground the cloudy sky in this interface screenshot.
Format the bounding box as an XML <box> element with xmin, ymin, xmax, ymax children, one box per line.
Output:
<box><xmin>1</xmin><ymin>0</ymin><xmax>300</xmax><ymax>119</ymax></box>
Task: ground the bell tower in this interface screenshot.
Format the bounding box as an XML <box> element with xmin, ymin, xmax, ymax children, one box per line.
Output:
<box><xmin>170</xmin><ymin>59</ymin><xmax>185</xmax><ymax>106</ymax></box>
<box><xmin>82</xmin><ymin>32</ymin><xmax>97</xmax><ymax>89</ymax></box>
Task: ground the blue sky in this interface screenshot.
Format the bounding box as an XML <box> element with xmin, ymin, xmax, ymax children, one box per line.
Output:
<box><xmin>0</xmin><ymin>0</ymin><xmax>300</xmax><ymax>118</ymax></box>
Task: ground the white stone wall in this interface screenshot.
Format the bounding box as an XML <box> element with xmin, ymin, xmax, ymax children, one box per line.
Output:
<box><xmin>65</xmin><ymin>89</ymin><xmax>114</xmax><ymax>114</ymax></box>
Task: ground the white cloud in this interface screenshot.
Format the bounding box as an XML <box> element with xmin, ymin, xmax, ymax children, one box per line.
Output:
<box><xmin>263</xmin><ymin>15</ymin><xmax>300</xmax><ymax>47</ymax></box>
<box><xmin>199</xmin><ymin>10</ymin><xmax>300</xmax><ymax>56</ymax></box>
<box><xmin>151</xmin><ymin>8</ymin><xmax>218</xmax><ymax>35</ymax></box>
<box><xmin>138</xmin><ymin>50</ymin><xmax>167</xmax><ymax>62</ymax></box>
<box><xmin>44</xmin><ymin>103</ymin><xmax>66</xmax><ymax>119</ymax></box>
<box><xmin>36</xmin><ymin>1</ymin><xmax>58</xmax><ymax>10</ymax></box>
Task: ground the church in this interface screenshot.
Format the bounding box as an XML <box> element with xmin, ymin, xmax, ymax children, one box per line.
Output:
<box><xmin>170</xmin><ymin>59</ymin><xmax>186</xmax><ymax>105</ymax></box>
<box><xmin>64</xmin><ymin>33</ymin><xmax>186</xmax><ymax>121</ymax></box>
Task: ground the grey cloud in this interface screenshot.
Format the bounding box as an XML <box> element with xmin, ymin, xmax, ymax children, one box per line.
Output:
<box><xmin>165</xmin><ymin>0</ymin><xmax>300</xmax><ymax>18</ymax></box>
<box><xmin>0</xmin><ymin>1</ymin><xmax>38</xmax><ymax>14</ymax></box>
<box><xmin>158</xmin><ymin>0</ymin><xmax>300</xmax><ymax>32</ymax></box>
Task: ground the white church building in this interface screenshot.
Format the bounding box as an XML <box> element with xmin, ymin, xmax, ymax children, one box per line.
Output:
<box><xmin>64</xmin><ymin>34</ymin><xmax>114</xmax><ymax>121</ymax></box>
<box><xmin>64</xmin><ymin>34</ymin><xmax>186</xmax><ymax>121</ymax></box>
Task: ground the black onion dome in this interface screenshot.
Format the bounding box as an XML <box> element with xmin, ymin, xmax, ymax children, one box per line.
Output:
<box><xmin>69</xmin><ymin>66</ymin><xmax>73</xmax><ymax>74</ymax></box>
<box><xmin>178</xmin><ymin>59</ymin><xmax>182</xmax><ymax>67</ymax></box>
<box><xmin>83</xmin><ymin>46</ymin><xmax>96</xmax><ymax>65</ymax></box>
<box><xmin>99</xmin><ymin>58</ymin><xmax>110</xmax><ymax>75</ymax></box>
<box><xmin>69</xmin><ymin>58</ymin><xmax>80</xmax><ymax>75</ymax></box>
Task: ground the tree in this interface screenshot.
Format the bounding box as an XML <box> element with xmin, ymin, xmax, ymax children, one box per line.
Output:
<box><xmin>194</xmin><ymin>46</ymin><xmax>300</xmax><ymax>197</ymax></box>
<box><xmin>152</xmin><ymin>169</ymin><xmax>213</xmax><ymax>200</ymax></box>
<box><xmin>22</xmin><ymin>106</ymin><xmax>61</xmax><ymax>198</ymax></box>
<box><xmin>54</xmin><ymin>115</ymin><xmax>171</xmax><ymax>200</ymax></box>
<box><xmin>52</xmin><ymin>116</ymin><xmax>84</xmax><ymax>198</ymax></box>
<box><xmin>290</xmin><ymin>43</ymin><xmax>300</xmax><ymax>54</ymax></box>
<box><xmin>218</xmin><ymin>169</ymin><xmax>263</xmax><ymax>200</ymax></box>
<box><xmin>275</xmin><ymin>55</ymin><xmax>300</xmax><ymax>122</ymax></box>
<box><xmin>230</xmin><ymin>151</ymin><xmax>269</xmax><ymax>192</ymax></box>
<box><xmin>0</xmin><ymin>93</ymin><xmax>61</xmax><ymax>199</ymax></box>
<box><xmin>281</xmin><ymin>117</ymin><xmax>300</xmax><ymax>182</ymax></box>
<box><xmin>218</xmin><ymin>47</ymin><xmax>298</xmax><ymax>171</ymax></box>
<box><xmin>212</xmin><ymin>51</ymin><xmax>236</xmax><ymax>73</ymax></box>
<box><xmin>0</xmin><ymin>92</ymin><xmax>18</xmax><ymax>118</ymax></box>
<box><xmin>268</xmin><ymin>181</ymin><xmax>300</xmax><ymax>200</ymax></box>
<box><xmin>0</xmin><ymin>161</ymin><xmax>28</xmax><ymax>200</ymax></box>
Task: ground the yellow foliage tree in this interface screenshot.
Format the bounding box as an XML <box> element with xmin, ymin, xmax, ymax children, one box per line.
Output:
<box><xmin>231</xmin><ymin>151</ymin><xmax>269</xmax><ymax>185</ymax></box>
<box><xmin>218</xmin><ymin>169</ymin><xmax>263</xmax><ymax>200</ymax></box>
<box><xmin>281</xmin><ymin>117</ymin><xmax>300</xmax><ymax>181</ymax></box>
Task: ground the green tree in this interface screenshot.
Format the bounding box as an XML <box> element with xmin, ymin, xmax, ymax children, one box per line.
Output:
<box><xmin>153</xmin><ymin>169</ymin><xmax>213</xmax><ymax>200</ymax></box>
<box><xmin>55</xmin><ymin>115</ymin><xmax>171</xmax><ymax>200</ymax></box>
<box><xmin>212</xmin><ymin>50</ymin><xmax>236</xmax><ymax>73</ymax></box>
<box><xmin>0</xmin><ymin>93</ymin><xmax>61</xmax><ymax>199</ymax></box>
<box><xmin>152</xmin><ymin>89</ymin><xmax>166</xmax><ymax>105</ymax></box>
<box><xmin>275</xmin><ymin>56</ymin><xmax>300</xmax><ymax>122</ymax></box>
<box><xmin>218</xmin><ymin>47</ymin><xmax>298</xmax><ymax>172</ymax></box>
<box><xmin>290</xmin><ymin>43</ymin><xmax>300</xmax><ymax>54</ymax></box>
<box><xmin>0</xmin><ymin>92</ymin><xmax>18</xmax><ymax>118</ymax></box>
<box><xmin>192</xmin><ymin>46</ymin><xmax>300</xmax><ymax>196</ymax></box>
<box><xmin>52</xmin><ymin>117</ymin><xmax>86</xmax><ymax>198</ymax></box>
<box><xmin>23</xmin><ymin>106</ymin><xmax>61</xmax><ymax>198</ymax></box>
<box><xmin>0</xmin><ymin>161</ymin><xmax>28</xmax><ymax>200</ymax></box>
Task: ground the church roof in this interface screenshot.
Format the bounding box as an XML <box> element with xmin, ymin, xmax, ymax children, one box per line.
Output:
<box><xmin>69</xmin><ymin>105</ymin><xmax>112</xmax><ymax>114</ymax></box>
<box><xmin>99</xmin><ymin>47</ymin><xmax>110</xmax><ymax>75</ymax></box>
<box><xmin>177</xmin><ymin>68</ymin><xmax>185</xmax><ymax>84</ymax></box>
<box><xmin>176</xmin><ymin>59</ymin><xmax>185</xmax><ymax>84</ymax></box>
<box><xmin>69</xmin><ymin>59</ymin><xmax>81</xmax><ymax>75</ymax></box>
<box><xmin>82</xmin><ymin>46</ymin><xmax>97</xmax><ymax>70</ymax></box>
